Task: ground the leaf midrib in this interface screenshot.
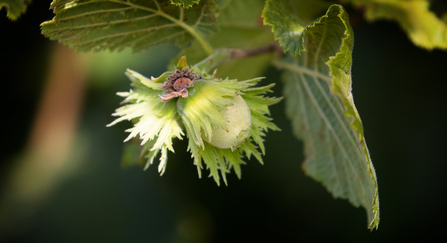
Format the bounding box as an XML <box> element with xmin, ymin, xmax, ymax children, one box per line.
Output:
<box><xmin>294</xmin><ymin>71</ymin><xmax>341</xmax><ymax>191</ymax></box>
<box><xmin>287</xmin><ymin>16</ymin><xmax>370</xmax><ymax>206</ymax></box>
<box><xmin>301</xmin><ymin>74</ymin><xmax>367</xmax><ymax>205</ymax></box>
<box><xmin>304</xmin><ymin>21</ymin><xmax>369</xmax><ymax>205</ymax></box>
<box><xmin>304</xmin><ymin>17</ymin><xmax>364</xmax><ymax>171</ymax></box>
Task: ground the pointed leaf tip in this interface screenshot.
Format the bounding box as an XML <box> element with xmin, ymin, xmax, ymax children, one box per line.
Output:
<box><xmin>177</xmin><ymin>56</ymin><xmax>188</xmax><ymax>70</ymax></box>
<box><xmin>1</xmin><ymin>0</ymin><xmax>32</xmax><ymax>20</ymax></box>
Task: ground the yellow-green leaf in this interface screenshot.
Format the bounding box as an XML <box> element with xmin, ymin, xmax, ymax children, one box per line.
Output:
<box><xmin>345</xmin><ymin>0</ymin><xmax>447</xmax><ymax>50</ymax></box>
<box><xmin>1</xmin><ymin>0</ymin><xmax>32</xmax><ymax>20</ymax></box>
<box><xmin>171</xmin><ymin>0</ymin><xmax>200</xmax><ymax>8</ymax></box>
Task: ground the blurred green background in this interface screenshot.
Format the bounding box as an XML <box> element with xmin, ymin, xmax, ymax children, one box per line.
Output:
<box><xmin>1</xmin><ymin>1</ymin><xmax>447</xmax><ymax>242</ymax></box>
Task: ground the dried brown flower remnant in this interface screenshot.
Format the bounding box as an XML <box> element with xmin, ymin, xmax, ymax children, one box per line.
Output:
<box><xmin>159</xmin><ymin>67</ymin><xmax>199</xmax><ymax>101</ymax></box>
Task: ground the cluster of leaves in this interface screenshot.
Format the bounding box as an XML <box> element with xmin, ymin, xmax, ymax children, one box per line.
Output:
<box><xmin>4</xmin><ymin>0</ymin><xmax>447</xmax><ymax>230</ymax></box>
<box><xmin>344</xmin><ymin>0</ymin><xmax>447</xmax><ymax>49</ymax></box>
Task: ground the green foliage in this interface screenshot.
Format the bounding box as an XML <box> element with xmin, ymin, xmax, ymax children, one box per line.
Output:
<box><xmin>20</xmin><ymin>0</ymin><xmax>447</xmax><ymax>230</ymax></box>
<box><xmin>0</xmin><ymin>0</ymin><xmax>32</xmax><ymax>20</ymax></box>
<box><xmin>262</xmin><ymin>0</ymin><xmax>330</xmax><ymax>55</ymax></box>
<box><xmin>171</xmin><ymin>0</ymin><xmax>200</xmax><ymax>8</ymax></box>
<box><xmin>41</xmin><ymin>0</ymin><xmax>219</xmax><ymax>52</ymax></box>
<box><xmin>171</xmin><ymin>0</ymin><xmax>275</xmax><ymax>80</ymax></box>
<box><xmin>264</xmin><ymin>3</ymin><xmax>379</xmax><ymax>229</ymax></box>
<box><xmin>344</xmin><ymin>0</ymin><xmax>447</xmax><ymax>50</ymax></box>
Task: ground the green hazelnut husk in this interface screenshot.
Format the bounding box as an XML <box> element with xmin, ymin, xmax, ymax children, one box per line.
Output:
<box><xmin>176</xmin><ymin>80</ymin><xmax>252</xmax><ymax>150</ymax></box>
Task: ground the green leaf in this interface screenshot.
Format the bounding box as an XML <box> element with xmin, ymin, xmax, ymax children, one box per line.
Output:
<box><xmin>265</xmin><ymin>3</ymin><xmax>380</xmax><ymax>230</ymax></box>
<box><xmin>41</xmin><ymin>0</ymin><xmax>218</xmax><ymax>53</ymax></box>
<box><xmin>171</xmin><ymin>0</ymin><xmax>200</xmax><ymax>8</ymax></box>
<box><xmin>262</xmin><ymin>0</ymin><xmax>331</xmax><ymax>55</ymax></box>
<box><xmin>344</xmin><ymin>0</ymin><xmax>447</xmax><ymax>50</ymax></box>
<box><xmin>0</xmin><ymin>0</ymin><xmax>32</xmax><ymax>20</ymax></box>
<box><xmin>170</xmin><ymin>0</ymin><xmax>275</xmax><ymax>80</ymax></box>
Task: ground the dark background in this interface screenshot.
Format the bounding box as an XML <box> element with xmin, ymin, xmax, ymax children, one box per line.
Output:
<box><xmin>1</xmin><ymin>1</ymin><xmax>447</xmax><ymax>242</ymax></box>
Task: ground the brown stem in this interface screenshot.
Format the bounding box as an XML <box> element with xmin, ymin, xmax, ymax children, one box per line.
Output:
<box><xmin>227</xmin><ymin>42</ymin><xmax>283</xmax><ymax>60</ymax></box>
<box><xmin>193</xmin><ymin>42</ymin><xmax>284</xmax><ymax>72</ymax></box>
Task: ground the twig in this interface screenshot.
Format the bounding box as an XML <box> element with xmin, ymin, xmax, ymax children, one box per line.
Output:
<box><xmin>227</xmin><ymin>42</ymin><xmax>283</xmax><ymax>59</ymax></box>
<box><xmin>193</xmin><ymin>42</ymin><xmax>283</xmax><ymax>72</ymax></box>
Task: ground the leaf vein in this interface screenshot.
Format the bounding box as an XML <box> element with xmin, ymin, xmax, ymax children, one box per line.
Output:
<box><xmin>55</xmin><ymin>7</ymin><xmax>134</xmax><ymax>22</ymax></box>
<box><xmin>310</xmin><ymin>75</ymin><xmax>361</xmax><ymax>163</ymax></box>
<box><xmin>48</xmin><ymin>13</ymin><xmax>159</xmax><ymax>32</ymax></box>
<box><xmin>314</xmin><ymin>17</ymin><xmax>328</xmax><ymax>72</ymax></box>
<box><xmin>308</xmin><ymin>75</ymin><xmax>369</xmax><ymax>206</ymax></box>
<box><xmin>300</xmin><ymin>76</ymin><xmax>362</xmax><ymax>188</ymax></box>
<box><xmin>295</xmin><ymin>73</ymin><xmax>316</xmax><ymax>161</ymax></box>
<box><xmin>73</xmin><ymin>23</ymin><xmax>178</xmax><ymax>45</ymax></box>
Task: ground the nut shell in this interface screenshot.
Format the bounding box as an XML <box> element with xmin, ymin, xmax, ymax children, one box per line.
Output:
<box><xmin>203</xmin><ymin>95</ymin><xmax>251</xmax><ymax>149</ymax></box>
